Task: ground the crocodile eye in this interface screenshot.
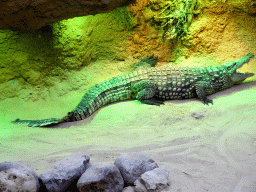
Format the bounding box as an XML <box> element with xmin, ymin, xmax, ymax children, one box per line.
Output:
<box><xmin>227</xmin><ymin>63</ymin><xmax>235</xmax><ymax>70</ymax></box>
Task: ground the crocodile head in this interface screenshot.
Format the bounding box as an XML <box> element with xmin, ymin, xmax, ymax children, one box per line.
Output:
<box><xmin>222</xmin><ymin>53</ymin><xmax>254</xmax><ymax>84</ymax></box>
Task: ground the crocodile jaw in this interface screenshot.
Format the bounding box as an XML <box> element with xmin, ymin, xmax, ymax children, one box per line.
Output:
<box><xmin>225</xmin><ymin>53</ymin><xmax>255</xmax><ymax>84</ymax></box>
<box><xmin>231</xmin><ymin>71</ymin><xmax>254</xmax><ymax>84</ymax></box>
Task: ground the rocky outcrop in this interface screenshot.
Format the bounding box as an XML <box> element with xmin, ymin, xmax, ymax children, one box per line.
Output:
<box><xmin>200</xmin><ymin>0</ymin><xmax>256</xmax><ymax>14</ymax></box>
<box><xmin>0</xmin><ymin>152</ymin><xmax>170</xmax><ymax>192</ymax></box>
<box><xmin>0</xmin><ymin>0</ymin><xmax>135</xmax><ymax>31</ymax></box>
<box><xmin>228</xmin><ymin>0</ymin><xmax>256</xmax><ymax>14</ymax></box>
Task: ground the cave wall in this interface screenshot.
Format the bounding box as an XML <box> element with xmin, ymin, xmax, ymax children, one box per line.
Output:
<box><xmin>0</xmin><ymin>7</ymin><xmax>136</xmax><ymax>100</ymax></box>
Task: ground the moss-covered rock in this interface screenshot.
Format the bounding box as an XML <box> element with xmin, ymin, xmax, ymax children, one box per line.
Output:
<box><xmin>0</xmin><ymin>7</ymin><xmax>136</xmax><ymax>100</ymax></box>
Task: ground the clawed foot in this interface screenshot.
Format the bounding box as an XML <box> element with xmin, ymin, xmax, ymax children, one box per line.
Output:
<box><xmin>203</xmin><ymin>98</ymin><xmax>213</xmax><ymax>105</ymax></box>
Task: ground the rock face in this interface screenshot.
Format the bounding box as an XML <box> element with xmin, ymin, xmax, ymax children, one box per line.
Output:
<box><xmin>0</xmin><ymin>0</ymin><xmax>135</xmax><ymax>31</ymax></box>
<box><xmin>228</xmin><ymin>0</ymin><xmax>256</xmax><ymax>14</ymax></box>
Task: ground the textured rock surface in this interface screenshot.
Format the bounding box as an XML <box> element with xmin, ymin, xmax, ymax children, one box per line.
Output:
<box><xmin>122</xmin><ymin>186</ymin><xmax>136</xmax><ymax>192</ymax></box>
<box><xmin>228</xmin><ymin>0</ymin><xmax>256</xmax><ymax>14</ymax></box>
<box><xmin>134</xmin><ymin>167</ymin><xmax>169</xmax><ymax>191</ymax></box>
<box><xmin>0</xmin><ymin>6</ymin><xmax>135</xmax><ymax>98</ymax></box>
<box><xmin>77</xmin><ymin>163</ymin><xmax>124</xmax><ymax>192</ymax></box>
<box><xmin>0</xmin><ymin>0</ymin><xmax>135</xmax><ymax>31</ymax></box>
<box><xmin>114</xmin><ymin>152</ymin><xmax>159</xmax><ymax>186</ymax></box>
<box><xmin>39</xmin><ymin>152</ymin><xmax>91</xmax><ymax>192</ymax></box>
<box><xmin>0</xmin><ymin>162</ymin><xmax>40</xmax><ymax>192</ymax></box>
<box><xmin>200</xmin><ymin>0</ymin><xmax>256</xmax><ymax>14</ymax></box>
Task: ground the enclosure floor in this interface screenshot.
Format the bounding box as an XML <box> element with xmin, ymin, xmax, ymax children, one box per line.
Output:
<box><xmin>1</xmin><ymin>81</ymin><xmax>256</xmax><ymax>191</ymax></box>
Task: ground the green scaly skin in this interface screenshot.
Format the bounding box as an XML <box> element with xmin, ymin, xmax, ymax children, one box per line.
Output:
<box><xmin>12</xmin><ymin>53</ymin><xmax>254</xmax><ymax>127</ymax></box>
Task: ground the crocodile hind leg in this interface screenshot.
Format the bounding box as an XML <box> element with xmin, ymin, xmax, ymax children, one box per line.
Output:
<box><xmin>131</xmin><ymin>80</ymin><xmax>164</xmax><ymax>106</ymax></box>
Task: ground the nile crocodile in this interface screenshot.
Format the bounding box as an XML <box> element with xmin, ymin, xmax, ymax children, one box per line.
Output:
<box><xmin>12</xmin><ymin>53</ymin><xmax>254</xmax><ymax>127</ymax></box>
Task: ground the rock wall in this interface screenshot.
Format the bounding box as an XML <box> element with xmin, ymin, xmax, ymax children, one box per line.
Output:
<box><xmin>0</xmin><ymin>7</ymin><xmax>136</xmax><ymax>101</ymax></box>
<box><xmin>183</xmin><ymin>0</ymin><xmax>256</xmax><ymax>63</ymax></box>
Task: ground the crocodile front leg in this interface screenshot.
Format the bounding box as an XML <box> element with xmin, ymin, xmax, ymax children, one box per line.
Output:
<box><xmin>131</xmin><ymin>80</ymin><xmax>164</xmax><ymax>106</ymax></box>
<box><xmin>195</xmin><ymin>81</ymin><xmax>214</xmax><ymax>105</ymax></box>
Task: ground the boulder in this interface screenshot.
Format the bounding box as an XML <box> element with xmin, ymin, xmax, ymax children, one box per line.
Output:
<box><xmin>114</xmin><ymin>152</ymin><xmax>159</xmax><ymax>186</ymax></box>
<box><xmin>134</xmin><ymin>167</ymin><xmax>169</xmax><ymax>192</ymax></box>
<box><xmin>77</xmin><ymin>163</ymin><xmax>124</xmax><ymax>192</ymax></box>
<box><xmin>0</xmin><ymin>162</ymin><xmax>40</xmax><ymax>192</ymax></box>
<box><xmin>39</xmin><ymin>152</ymin><xmax>91</xmax><ymax>192</ymax></box>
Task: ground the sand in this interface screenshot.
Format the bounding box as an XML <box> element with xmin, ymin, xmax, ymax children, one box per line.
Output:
<box><xmin>1</xmin><ymin>78</ymin><xmax>256</xmax><ymax>191</ymax></box>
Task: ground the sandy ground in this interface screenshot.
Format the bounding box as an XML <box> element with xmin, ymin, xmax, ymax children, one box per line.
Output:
<box><xmin>0</xmin><ymin>78</ymin><xmax>256</xmax><ymax>191</ymax></box>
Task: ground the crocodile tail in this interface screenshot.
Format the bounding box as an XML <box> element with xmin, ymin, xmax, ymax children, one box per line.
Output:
<box><xmin>11</xmin><ymin>118</ymin><xmax>61</xmax><ymax>127</ymax></box>
<box><xmin>11</xmin><ymin>73</ymin><xmax>133</xmax><ymax>127</ymax></box>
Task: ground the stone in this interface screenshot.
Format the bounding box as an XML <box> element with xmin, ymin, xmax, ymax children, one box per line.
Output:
<box><xmin>0</xmin><ymin>162</ymin><xmax>40</xmax><ymax>192</ymax></box>
<box><xmin>134</xmin><ymin>167</ymin><xmax>169</xmax><ymax>192</ymax></box>
<box><xmin>77</xmin><ymin>163</ymin><xmax>124</xmax><ymax>192</ymax></box>
<box><xmin>114</xmin><ymin>152</ymin><xmax>159</xmax><ymax>186</ymax></box>
<box><xmin>122</xmin><ymin>186</ymin><xmax>136</xmax><ymax>192</ymax></box>
<box><xmin>0</xmin><ymin>0</ymin><xmax>136</xmax><ymax>31</ymax></box>
<box><xmin>39</xmin><ymin>152</ymin><xmax>91</xmax><ymax>192</ymax></box>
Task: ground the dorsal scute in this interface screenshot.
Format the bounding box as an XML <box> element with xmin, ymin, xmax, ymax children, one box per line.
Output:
<box><xmin>206</xmin><ymin>66</ymin><xmax>221</xmax><ymax>78</ymax></box>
